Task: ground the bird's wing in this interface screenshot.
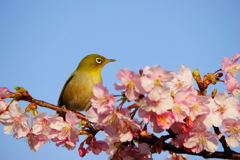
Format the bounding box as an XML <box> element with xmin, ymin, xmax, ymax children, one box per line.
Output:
<box><xmin>57</xmin><ymin>73</ymin><xmax>75</xmax><ymax>107</ymax></box>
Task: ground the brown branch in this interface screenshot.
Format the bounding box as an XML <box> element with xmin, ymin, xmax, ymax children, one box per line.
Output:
<box><xmin>162</xmin><ymin>143</ymin><xmax>240</xmax><ymax>160</ymax></box>
<box><xmin>33</xmin><ymin>98</ymin><xmax>87</xmax><ymax>120</ymax></box>
<box><xmin>213</xmin><ymin>126</ymin><xmax>231</xmax><ymax>152</ymax></box>
<box><xmin>137</xmin><ymin>135</ymin><xmax>240</xmax><ymax>159</ymax></box>
<box><xmin>6</xmin><ymin>91</ymin><xmax>86</xmax><ymax>120</ymax></box>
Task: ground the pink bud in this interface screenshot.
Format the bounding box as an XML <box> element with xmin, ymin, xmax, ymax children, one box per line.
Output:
<box><xmin>0</xmin><ymin>87</ymin><xmax>9</xmax><ymax>98</ymax></box>
<box><xmin>78</xmin><ymin>143</ymin><xmax>87</xmax><ymax>157</ymax></box>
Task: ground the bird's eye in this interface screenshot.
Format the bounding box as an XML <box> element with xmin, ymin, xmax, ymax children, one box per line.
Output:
<box><xmin>96</xmin><ymin>58</ymin><xmax>103</xmax><ymax>64</ymax></box>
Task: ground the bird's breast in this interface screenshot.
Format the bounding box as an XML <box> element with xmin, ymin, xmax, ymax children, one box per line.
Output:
<box><xmin>62</xmin><ymin>71</ymin><xmax>102</xmax><ymax>111</ymax></box>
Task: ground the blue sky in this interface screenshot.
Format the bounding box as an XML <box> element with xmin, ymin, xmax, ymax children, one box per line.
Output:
<box><xmin>1</xmin><ymin>1</ymin><xmax>240</xmax><ymax>160</ymax></box>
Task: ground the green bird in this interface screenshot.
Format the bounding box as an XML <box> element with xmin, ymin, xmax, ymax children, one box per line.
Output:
<box><xmin>58</xmin><ymin>54</ymin><xmax>116</xmax><ymax>112</ymax></box>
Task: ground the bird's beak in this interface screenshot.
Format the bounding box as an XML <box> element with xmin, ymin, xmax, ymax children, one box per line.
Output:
<box><xmin>106</xmin><ymin>59</ymin><xmax>116</xmax><ymax>63</ymax></box>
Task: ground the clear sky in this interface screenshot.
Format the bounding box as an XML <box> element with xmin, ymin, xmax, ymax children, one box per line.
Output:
<box><xmin>1</xmin><ymin>1</ymin><xmax>240</xmax><ymax>160</ymax></box>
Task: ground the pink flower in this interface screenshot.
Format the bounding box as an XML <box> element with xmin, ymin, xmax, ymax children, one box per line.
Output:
<box><xmin>171</xmin><ymin>102</ymin><xmax>189</xmax><ymax>123</ymax></box>
<box><xmin>222</xmin><ymin>53</ymin><xmax>240</xmax><ymax>78</ymax></box>
<box><xmin>85</xmin><ymin>108</ymin><xmax>101</xmax><ymax>124</ymax></box>
<box><xmin>138</xmin><ymin>108</ymin><xmax>152</xmax><ymax>124</ymax></box>
<box><xmin>26</xmin><ymin>132</ymin><xmax>48</xmax><ymax>152</ymax></box>
<box><xmin>78</xmin><ymin>142</ymin><xmax>88</xmax><ymax>157</ymax></box>
<box><xmin>31</xmin><ymin>112</ymin><xmax>62</xmax><ymax>139</ymax></box>
<box><xmin>0</xmin><ymin>99</ymin><xmax>7</xmax><ymax>113</ymax></box>
<box><xmin>51</xmin><ymin>111</ymin><xmax>79</xmax><ymax>150</ymax></box>
<box><xmin>87</xmin><ymin>107</ymin><xmax>141</xmax><ymax>142</ymax></box>
<box><xmin>0</xmin><ymin>87</ymin><xmax>8</xmax><ymax>98</ymax></box>
<box><xmin>221</xmin><ymin>118</ymin><xmax>240</xmax><ymax>147</ymax></box>
<box><xmin>140</xmin><ymin>87</ymin><xmax>173</xmax><ymax>114</ymax></box>
<box><xmin>104</xmin><ymin>134</ymin><xmax>120</xmax><ymax>155</ymax></box>
<box><xmin>156</xmin><ymin>111</ymin><xmax>175</xmax><ymax>129</ymax></box>
<box><xmin>87</xmin><ymin>140</ymin><xmax>109</xmax><ymax>155</ymax></box>
<box><xmin>0</xmin><ymin>88</ymin><xmax>8</xmax><ymax>113</ymax></box>
<box><xmin>141</xmin><ymin>65</ymin><xmax>174</xmax><ymax>101</ymax></box>
<box><xmin>225</xmin><ymin>76</ymin><xmax>240</xmax><ymax>97</ymax></box>
<box><xmin>210</xmin><ymin>92</ymin><xmax>239</xmax><ymax>127</ymax></box>
<box><xmin>138</xmin><ymin>108</ymin><xmax>164</xmax><ymax>133</ymax></box>
<box><xmin>0</xmin><ymin>101</ymin><xmax>30</xmax><ymax>138</ymax></box>
<box><xmin>183</xmin><ymin>130</ymin><xmax>218</xmax><ymax>153</ymax></box>
<box><xmin>91</xmin><ymin>83</ymin><xmax>116</xmax><ymax>113</ymax></box>
<box><xmin>171</xmin><ymin>86</ymin><xmax>194</xmax><ymax>122</ymax></box>
<box><xmin>114</xmin><ymin>68</ymin><xmax>144</xmax><ymax>101</ymax></box>
<box><xmin>193</xmin><ymin>115</ymin><xmax>213</xmax><ymax>132</ymax></box>
<box><xmin>171</xmin><ymin>122</ymin><xmax>186</xmax><ymax>135</ymax></box>
<box><xmin>102</xmin><ymin>108</ymin><xmax>141</xmax><ymax>142</ymax></box>
<box><xmin>120</xmin><ymin>143</ymin><xmax>152</xmax><ymax>160</ymax></box>
<box><xmin>188</xmin><ymin>95</ymin><xmax>211</xmax><ymax>121</ymax></box>
<box><xmin>170</xmin><ymin>132</ymin><xmax>186</xmax><ymax>149</ymax></box>
<box><xmin>166</xmin><ymin>65</ymin><xmax>194</xmax><ymax>92</ymax></box>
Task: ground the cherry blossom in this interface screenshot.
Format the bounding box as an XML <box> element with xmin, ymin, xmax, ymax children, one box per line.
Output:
<box><xmin>0</xmin><ymin>87</ymin><xmax>9</xmax><ymax>113</ymax></box>
<box><xmin>183</xmin><ymin>130</ymin><xmax>218</xmax><ymax>153</ymax></box>
<box><xmin>0</xmin><ymin>87</ymin><xmax>8</xmax><ymax>98</ymax></box>
<box><xmin>141</xmin><ymin>65</ymin><xmax>174</xmax><ymax>101</ymax></box>
<box><xmin>188</xmin><ymin>95</ymin><xmax>211</xmax><ymax>121</ymax></box>
<box><xmin>87</xmin><ymin>106</ymin><xmax>141</xmax><ymax>142</ymax></box>
<box><xmin>156</xmin><ymin>111</ymin><xmax>175</xmax><ymax>129</ymax></box>
<box><xmin>114</xmin><ymin>68</ymin><xmax>144</xmax><ymax>101</ymax></box>
<box><xmin>167</xmin><ymin>65</ymin><xmax>194</xmax><ymax>92</ymax></box>
<box><xmin>51</xmin><ymin>111</ymin><xmax>79</xmax><ymax>150</ymax></box>
<box><xmin>104</xmin><ymin>134</ymin><xmax>121</xmax><ymax>156</ymax></box>
<box><xmin>139</xmin><ymin>87</ymin><xmax>173</xmax><ymax>114</ymax></box>
<box><xmin>91</xmin><ymin>83</ymin><xmax>116</xmax><ymax>113</ymax></box>
<box><xmin>192</xmin><ymin>115</ymin><xmax>213</xmax><ymax>132</ymax></box>
<box><xmin>87</xmin><ymin>140</ymin><xmax>109</xmax><ymax>155</ymax></box>
<box><xmin>0</xmin><ymin>101</ymin><xmax>30</xmax><ymax>138</ymax></box>
<box><xmin>139</xmin><ymin>108</ymin><xmax>164</xmax><ymax>133</ymax></box>
<box><xmin>221</xmin><ymin>118</ymin><xmax>240</xmax><ymax>147</ymax></box>
<box><xmin>119</xmin><ymin>143</ymin><xmax>152</xmax><ymax>160</ymax></box>
<box><xmin>225</xmin><ymin>76</ymin><xmax>240</xmax><ymax>97</ymax></box>
<box><xmin>222</xmin><ymin>53</ymin><xmax>240</xmax><ymax>78</ymax></box>
<box><xmin>102</xmin><ymin>108</ymin><xmax>141</xmax><ymax>142</ymax></box>
<box><xmin>170</xmin><ymin>133</ymin><xmax>186</xmax><ymax>149</ymax></box>
<box><xmin>210</xmin><ymin>92</ymin><xmax>239</xmax><ymax>127</ymax></box>
<box><xmin>0</xmin><ymin>99</ymin><xmax>7</xmax><ymax>113</ymax></box>
<box><xmin>31</xmin><ymin>112</ymin><xmax>62</xmax><ymax>139</ymax></box>
<box><xmin>171</xmin><ymin>86</ymin><xmax>193</xmax><ymax>123</ymax></box>
<box><xmin>26</xmin><ymin>132</ymin><xmax>48</xmax><ymax>152</ymax></box>
<box><xmin>85</xmin><ymin>108</ymin><xmax>101</xmax><ymax>124</ymax></box>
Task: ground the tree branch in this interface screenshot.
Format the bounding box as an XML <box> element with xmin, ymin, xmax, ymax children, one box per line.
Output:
<box><xmin>213</xmin><ymin>126</ymin><xmax>231</xmax><ymax>152</ymax></box>
<box><xmin>6</xmin><ymin>91</ymin><xmax>87</xmax><ymax>120</ymax></box>
<box><xmin>137</xmin><ymin>135</ymin><xmax>240</xmax><ymax>159</ymax></box>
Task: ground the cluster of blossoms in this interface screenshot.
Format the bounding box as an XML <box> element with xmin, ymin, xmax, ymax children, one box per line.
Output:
<box><xmin>86</xmin><ymin>83</ymin><xmax>150</xmax><ymax>158</ymax></box>
<box><xmin>86</xmin><ymin>53</ymin><xmax>240</xmax><ymax>158</ymax></box>
<box><xmin>0</xmin><ymin>87</ymin><xmax>110</xmax><ymax>156</ymax></box>
<box><xmin>0</xmin><ymin>53</ymin><xmax>240</xmax><ymax>160</ymax></box>
<box><xmin>0</xmin><ymin>93</ymin><xmax>80</xmax><ymax>151</ymax></box>
<box><xmin>222</xmin><ymin>53</ymin><xmax>240</xmax><ymax>97</ymax></box>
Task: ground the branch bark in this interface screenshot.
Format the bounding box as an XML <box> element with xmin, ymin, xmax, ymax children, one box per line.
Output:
<box><xmin>137</xmin><ymin>135</ymin><xmax>240</xmax><ymax>159</ymax></box>
<box><xmin>6</xmin><ymin>91</ymin><xmax>87</xmax><ymax>120</ymax></box>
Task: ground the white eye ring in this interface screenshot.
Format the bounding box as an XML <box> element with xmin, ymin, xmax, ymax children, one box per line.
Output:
<box><xmin>96</xmin><ymin>58</ymin><xmax>102</xmax><ymax>64</ymax></box>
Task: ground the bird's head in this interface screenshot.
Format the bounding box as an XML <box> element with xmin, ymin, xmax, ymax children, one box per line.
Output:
<box><xmin>76</xmin><ymin>54</ymin><xmax>116</xmax><ymax>73</ymax></box>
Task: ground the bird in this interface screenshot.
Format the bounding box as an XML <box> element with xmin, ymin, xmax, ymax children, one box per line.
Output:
<box><xmin>57</xmin><ymin>54</ymin><xmax>116</xmax><ymax>113</ymax></box>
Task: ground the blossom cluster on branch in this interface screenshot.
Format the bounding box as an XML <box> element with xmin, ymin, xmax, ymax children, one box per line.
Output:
<box><xmin>0</xmin><ymin>53</ymin><xmax>240</xmax><ymax>160</ymax></box>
